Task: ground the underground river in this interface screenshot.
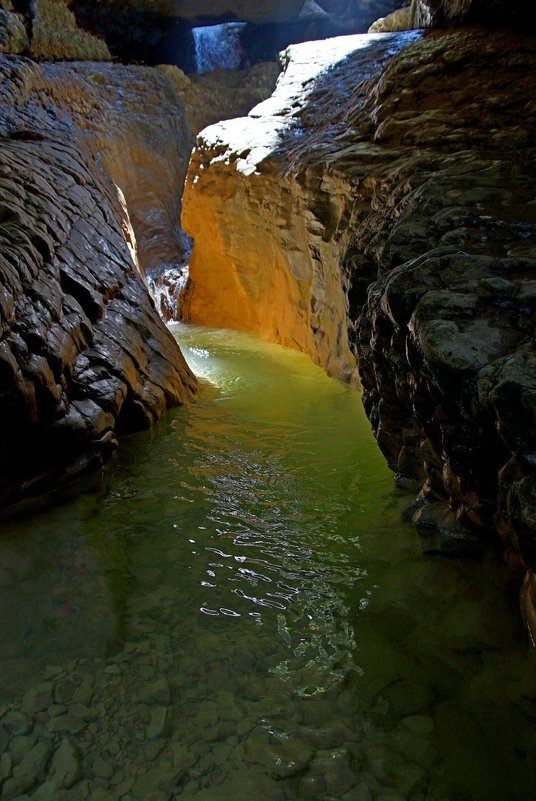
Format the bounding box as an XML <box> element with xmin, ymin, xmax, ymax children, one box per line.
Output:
<box><xmin>0</xmin><ymin>324</ymin><xmax>535</xmax><ymax>801</ymax></box>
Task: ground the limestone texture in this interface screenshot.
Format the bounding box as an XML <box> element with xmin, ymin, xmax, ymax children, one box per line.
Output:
<box><xmin>181</xmin><ymin>34</ymin><xmax>406</xmax><ymax>381</ymax></box>
<box><xmin>181</xmin><ymin>26</ymin><xmax>536</xmax><ymax>633</ymax></box>
<box><xmin>0</xmin><ymin>56</ymin><xmax>197</xmax><ymax>507</ymax></box>
<box><xmin>370</xmin><ymin>0</ymin><xmax>536</xmax><ymax>30</ymax></box>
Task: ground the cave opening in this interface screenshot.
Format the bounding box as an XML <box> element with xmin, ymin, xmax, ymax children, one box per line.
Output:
<box><xmin>191</xmin><ymin>22</ymin><xmax>247</xmax><ymax>74</ymax></box>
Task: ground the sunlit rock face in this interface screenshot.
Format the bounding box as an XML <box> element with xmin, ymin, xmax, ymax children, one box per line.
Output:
<box><xmin>1</xmin><ymin>58</ymin><xmax>193</xmax><ymax>270</ymax></box>
<box><xmin>368</xmin><ymin>6</ymin><xmax>412</xmax><ymax>31</ymax></box>
<box><xmin>182</xmin><ymin>34</ymin><xmax>415</xmax><ymax>382</ymax></box>
<box><xmin>182</xmin><ymin>29</ymin><xmax>536</xmax><ymax>581</ymax></box>
<box><xmin>0</xmin><ymin>56</ymin><xmax>197</xmax><ymax>508</ymax></box>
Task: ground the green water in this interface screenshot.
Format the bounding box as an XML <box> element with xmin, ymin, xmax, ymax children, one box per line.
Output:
<box><xmin>0</xmin><ymin>324</ymin><xmax>534</xmax><ymax>801</ymax></box>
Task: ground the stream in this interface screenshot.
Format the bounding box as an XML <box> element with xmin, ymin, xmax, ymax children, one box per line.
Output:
<box><xmin>0</xmin><ymin>324</ymin><xmax>534</xmax><ymax>801</ymax></box>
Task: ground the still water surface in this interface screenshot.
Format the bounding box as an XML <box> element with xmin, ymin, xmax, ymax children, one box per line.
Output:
<box><xmin>0</xmin><ymin>325</ymin><xmax>534</xmax><ymax>801</ymax></box>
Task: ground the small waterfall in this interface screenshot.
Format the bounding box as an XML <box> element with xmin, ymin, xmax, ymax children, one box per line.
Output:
<box><xmin>192</xmin><ymin>23</ymin><xmax>246</xmax><ymax>74</ymax></box>
<box><xmin>146</xmin><ymin>263</ymin><xmax>189</xmax><ymax>322</ymax></box>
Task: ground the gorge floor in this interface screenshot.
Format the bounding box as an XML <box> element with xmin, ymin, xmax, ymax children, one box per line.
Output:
<box><xmin>0</xmin><ymin>325</ymin><xmax>534</xmax><ymax>801</ymax></box>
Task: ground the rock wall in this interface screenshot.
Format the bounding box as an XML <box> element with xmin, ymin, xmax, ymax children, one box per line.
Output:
<box><xmin>181</xmin><ymin>34</ymin><xmax>411</xmax><ymax>381</ymax></box>
<box><xmin>71</xmin><ymin>0</ymin><xmax>403</xmax><ymax>28</ymax></box>
<box><xmin>0</xmin><ymin>55</ymin><xmax>198</xmax><ymax>507</ymax></box>
<box><xmin>0</xmin><ymin>44</ymin><xmax>281</xmax><ymax>508</ymax></box>
<box><xmin>410</xmin><ymin>0</ymin><xmax>536</xmax><ymax>26</ymax></box>
<box><xmin>1</xmin><ymin>57</ymin><xmax>196</xmax><ymax>271</ymax></box>
<box><xmin>181</xmin><ymin>28</ymin><xmax>536</xmax><ymax>635</ymax></box>
<box><xmin>158</xmin><ymin>60</ymin><xmax>281</xmax><ymax>142</ymax></box>
<box><xmin>69</xmin><ymin>0</ymin><xmax>406</xmax><ymax>68</ymax></box>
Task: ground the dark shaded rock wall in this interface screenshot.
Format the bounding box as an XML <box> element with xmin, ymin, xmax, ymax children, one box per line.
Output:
<box><xmin>410</xmin><ymin>0</ymin><xmax>536</xmax><ymax>26</ymax></box>
<box><xmin>0</xmin><ymin>56</ymin><xmax>197</xmax><ymax>507</ymax></box>
<box><xmin>289</xmin><ymin>30</ymin><xmax>536</xmax><ymax>573</ymax></box>
<box><xmin>182</xmin><ymin>28</ymin><xmax>536</xmax><ymax>590</ymax></box>
<box><xmin>71</xmin><ymin>0</ymin><xmax>402</xmax><ymax>27</ymax></box>
<box><xmin>70</xmin><ymin>0</ymin><xmax>406</xmax><ymax>68</ymax></box>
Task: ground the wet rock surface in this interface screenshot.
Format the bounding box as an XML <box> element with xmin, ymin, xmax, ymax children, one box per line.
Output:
<box><xmin>0</xmin><ymin>42</ymin><xmax>288</xmax><ymax>503</ymax></box>
<box><xmin>182</xmin><ymin>28</ymin><xmax>536</xmax><ymax>598</ymax></box>
<box><xmin>0</xmin><ymin>55</ymin><xmax>197</xmax><ymax>507</ymax></box>
<box><xmin>181</xmin><ymin>34</ymin><xmax>415</xmax><ymax>381</ymax></box>
<box><xmin>0</xmin><ymin>57</ymin><xmax>194</xmax><ymax>270</ymax></box>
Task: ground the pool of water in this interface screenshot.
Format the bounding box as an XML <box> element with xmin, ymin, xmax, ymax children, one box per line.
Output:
<box><xmin>0</xmin><ymin>324</ymin><xmax>534</xmax><ymax>801</ymax></box>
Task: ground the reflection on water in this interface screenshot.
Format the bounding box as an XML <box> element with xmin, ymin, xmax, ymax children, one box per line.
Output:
<box><xmin>0</xmin><ymin>324</ymin><xmax>534</xmax><ymax>801</ymax></box>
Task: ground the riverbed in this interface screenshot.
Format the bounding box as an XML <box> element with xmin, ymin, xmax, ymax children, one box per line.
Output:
<box><xmin>0</xmin><ymin>324</ymin><xmax>534</xmax><ymax>801</ymax></box>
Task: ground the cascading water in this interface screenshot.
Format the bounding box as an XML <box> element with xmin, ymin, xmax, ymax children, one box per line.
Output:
<box><xmin>192</xmin><ymin>22</ymin><xmax>246</xmax><ymax>74</ymax></box>
<box><xmin>145</xmin><ymin>231</ymin><xmax>192</xmax><ymax>321</ymax></box>
<box><xmin>146</xmin><ymin>263</ymin><xmax>189</xmax><ymax>322</ymax></box>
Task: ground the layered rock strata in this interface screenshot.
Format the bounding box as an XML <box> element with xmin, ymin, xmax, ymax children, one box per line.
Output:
<box><xmin>183</xmin><ymin>36</ymin><xmax>381</xmax><ymax>379</ymax></box>
<box><xmin>182</xmin><ymin>33</ymin><xmax>422</xmax><ymax>379</ymax></box>
<box><xmin>0</xmin><ymin>56</ymin><xmax>197</xmax><ymax>507</ymax></box>
<box><xmin>181</xmin><ymin>29</ymin><xmax>536</xmax><ymax>627</ymax></box>
<box><xmin>0</xmin><ymin>57</ymin><xmax>196</xmax><ymax>270</ymax></box>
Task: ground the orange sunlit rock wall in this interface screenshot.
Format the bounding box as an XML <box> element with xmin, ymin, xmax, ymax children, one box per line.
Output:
<box><xmin>182</xmin><ymin>148</ymin><xmax>357</xmax><ymax>382</ymax></box>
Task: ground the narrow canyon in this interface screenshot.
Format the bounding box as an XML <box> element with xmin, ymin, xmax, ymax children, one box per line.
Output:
<box><xmin>0</xmin><ymin>1</ymin><xmax>535</xmax><ymax>799</ymax></box>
